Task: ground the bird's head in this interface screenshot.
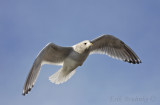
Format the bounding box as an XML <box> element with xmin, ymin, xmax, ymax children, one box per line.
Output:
<box><xmin>72</xmin><ymin>40</ymin><xmax>93</xmax><ymax>53</ymax></box>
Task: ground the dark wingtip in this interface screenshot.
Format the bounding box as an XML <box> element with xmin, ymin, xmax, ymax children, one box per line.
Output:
<box><xmin>133</xmin><ymin>60</ymin><xmax>142</xmax><ymax>64</ymax></box>
<box><xmin>22</xmin><ymin>85</ymin><xmax>34</xmax><ymax>96</ymax></box>
<box><xmin>135</xmin><ymin>59</ymin><xmax>142</xmax><ymax>64</ymax></box>
<box><xmin>22</xmin><ymin>91</ymin><xmax>27</xmax><ymax>96</ymax></box>
<box><xmin>124</xmin><ymin>59</ymin><xmax>142</xmax><ymax>64</ymax></box>
<box><xmin>22</xmin><ymin>91</ymin><xmax>29</xmax><ymax>96</ymax></box>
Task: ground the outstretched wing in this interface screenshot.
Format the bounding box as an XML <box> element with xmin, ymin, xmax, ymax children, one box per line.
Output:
<box><xmin>90</xmin><ymin>35</ymin><xmax>141</xmax><ymax>64</ymax></box>
<box><xmin>23</xmin><ymin>43</ymin><xmax>72</xmax><ymax>95</ymax></box>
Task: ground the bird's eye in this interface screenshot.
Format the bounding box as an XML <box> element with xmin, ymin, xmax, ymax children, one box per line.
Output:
<box><xmin>84</xmin><ymin>43</ymin><xmax>87</xmax><ymax>45</ymax></box>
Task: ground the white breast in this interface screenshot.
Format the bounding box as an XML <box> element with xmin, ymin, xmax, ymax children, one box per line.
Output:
<box><xmin>41</xmin><ymin>61</ymin><xmax>63</xmax><ymax>66</ymax></box>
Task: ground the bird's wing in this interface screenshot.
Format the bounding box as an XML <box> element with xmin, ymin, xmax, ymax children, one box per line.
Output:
<box><xmin>89</xmin><ymin>35</ymin><xmax>141</xmax><ymax>64</ymax></box>
<box><xmin>23</xmin><ymin>43</ymin><xmax>72</xmax><ymax>95</ymax></box>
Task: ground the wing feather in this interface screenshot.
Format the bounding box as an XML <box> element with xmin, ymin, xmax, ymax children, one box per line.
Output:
<box><xmin>23</xmin><ymin>43</ymin><xmax>72</xmax><ymax>95</ymax></box>
<box><xmin>90</xmin><ymin>35</ymin><xmax>141</xmax><ymax>64</ymax></box>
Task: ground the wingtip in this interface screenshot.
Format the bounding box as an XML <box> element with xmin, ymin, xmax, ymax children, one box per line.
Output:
<box><xmin>22</xmin><ymin>93</ymin><xmax>26</xmax><ymax>96</ymax></box>
<box><xmin>22</xmin><ymin>90</ymin><xmax>28</xmax><ymax>96</ymax></box>
<box><xmin>136</xmin><ymin>59</ymin><xmax>142</xmax><ymax>64</ymax></box>
<box><xmin>22</xmin><ymin>85</ymin><xmax>33</xmax><ymax>96</ymax></box>
<box><xmin>22</xmin><ymin>90</ymin><xmax>29</xmax><ymax>96</ymax></box>
<box><xmin>124</xmin><ymin>59</ymin><xmax>142</xmax><ymax>64</ymax></box>
<box><xmin>22</xmin><ymin>90</ymin><xmax>27</xmax><ymax>96</ymax></box>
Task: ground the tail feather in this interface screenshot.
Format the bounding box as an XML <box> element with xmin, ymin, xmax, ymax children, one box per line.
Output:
<box><xmin>49</xmin><ymin>68</ymin><xmax>76</xmax><ymax>84</ymax></box>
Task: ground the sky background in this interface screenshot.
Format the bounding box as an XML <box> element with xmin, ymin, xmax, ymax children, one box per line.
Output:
<box><xmin>0</xmin><ymin>0</ymin><xmax>160</xmax><ymax>105</ymax></box>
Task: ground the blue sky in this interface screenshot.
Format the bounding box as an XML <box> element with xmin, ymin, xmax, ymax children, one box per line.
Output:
<box><xmin>0</xmin><ymin>0</ymin><xmax>160</xmax><ymax>105</ymax></box>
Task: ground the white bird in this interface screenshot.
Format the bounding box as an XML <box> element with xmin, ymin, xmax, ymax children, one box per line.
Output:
<box><xmin>22</xmin><ymin>35</ymin><xmax>141</xmax><ymax>95</ymax></box>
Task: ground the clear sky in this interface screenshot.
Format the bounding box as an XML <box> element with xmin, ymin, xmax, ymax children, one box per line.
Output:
<box><xmin>0</xmin><ymin>0</ymin><xmax>160</xmax><ymax>105</ymax></box>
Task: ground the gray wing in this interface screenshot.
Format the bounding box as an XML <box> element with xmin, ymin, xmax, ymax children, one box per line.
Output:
<box><xmin>23</xmin><ymin>43</ymin><xmax>72</xmax><ymax>95</ymax></box>
<box><xmin>90</xmin><ymin>35</ymin><xmax>141</xmax><ymax>64</ymax></box>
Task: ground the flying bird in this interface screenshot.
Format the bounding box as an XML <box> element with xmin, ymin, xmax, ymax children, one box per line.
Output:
<box><xmin>22</xmin><ymin>35</ymin><xmax>141</xmax><ymax>95</ymax></box>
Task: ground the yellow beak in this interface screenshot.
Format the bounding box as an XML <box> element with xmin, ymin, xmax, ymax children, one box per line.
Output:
<box><xmin>90</xmin><ymin>43</ymin><xmax>93</xmax><ymax>46</ymax></box>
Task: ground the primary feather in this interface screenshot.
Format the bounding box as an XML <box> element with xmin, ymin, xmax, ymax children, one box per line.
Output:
<box><xmin>90</xmin><ymin>35</ymin><xmax>141</xmax><ymax>64</ymax></box>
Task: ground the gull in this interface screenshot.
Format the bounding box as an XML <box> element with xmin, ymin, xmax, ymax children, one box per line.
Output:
<box><xmin>22</xmin><ymin>35</ymin><xmax>141</xmax><ymax>95</ymax></box>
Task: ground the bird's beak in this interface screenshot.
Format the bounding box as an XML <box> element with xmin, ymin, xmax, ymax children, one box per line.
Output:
<box><xmin>90</xmin><ymin>43</ymin><xmax>93</xmax><ymax>46</ymax></box>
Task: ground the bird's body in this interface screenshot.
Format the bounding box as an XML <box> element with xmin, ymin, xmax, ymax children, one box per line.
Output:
<box><xmin>23</xmin><ymin>35</ymin><xmax>141</xmax><ymax>95</ymax></box>
<box><xmin>64</xmin><ymin>50</ymin><xmax>89</xmax><ymax>67</ymax></box>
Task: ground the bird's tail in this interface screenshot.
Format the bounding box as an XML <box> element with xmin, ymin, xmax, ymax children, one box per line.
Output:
<box><xmin>49</xmin><ymin>68</ymin><xmax>76</xmax><ymax>84</ymax></box>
